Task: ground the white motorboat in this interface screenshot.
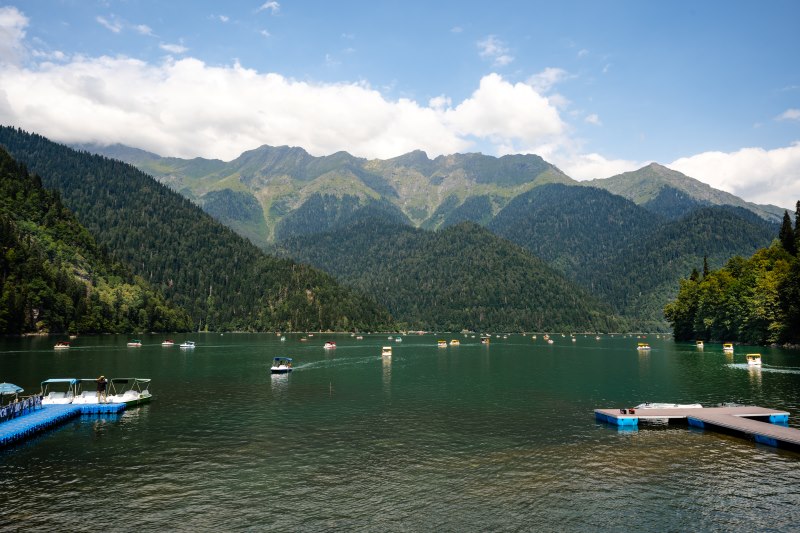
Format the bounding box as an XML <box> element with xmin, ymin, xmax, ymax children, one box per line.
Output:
<box><xmin>54</xmin><ymin>341</ymin><xmax>71</xmax><ymax>350</ymax></box>
<box><xmin>634</xmin><ymin>402</ymin><xmax>702</xmax><ymax>410</ymax></box>
<box><xmin>746</xmin><ymin>353</ymin><xmax>762</xmax><ymax>366</ymax></box>
<box><xmin>395</xmin><ymin>337</ymin><xmax>402</xmax><ymax>343</ymax></box>
<box><xmin>324</xmin><ymin>341</ymin><xmax>336</xmax><ymax>349</ymax></box>
<box><xmin>437</xmin><ymin>340</ymin><xmax>447</xmax><ymax>348</ymax></box>
<box><xmin>161</xmin><ymin>339</ymin><xmax>175</xmax><ymax>346</ymax></box>
<box><xmin>382</xmin><ymin>346</ymin><xmax>392</xmax><ymax>357</ymax></box>
<box><xmin>127</xmin><ymin>340</ymin><xmax>142</xmax><ymax>347</ymax></box>
<box><xmin>105</xmin><ymin>378</ymin><xmax>152</xmax><ymax>406</ymax></box>
<box><xmin>40</xmin><ymin>378</ymin><xmax>78</xmax><ymax>405</ymax></box>
<box><xmin>271</xmin><ymin>357</ymin><xmax>293</xmax><ymax>374</ymax></box>
<box><xmin>180</xmin><ymin>341</ymin><xmax>196</xmax><ymax>349</ymax></box>
<box><xmin>637</xmin><ymin>343</ymin><xmax>651</xmax><ymax>350</ymax></box>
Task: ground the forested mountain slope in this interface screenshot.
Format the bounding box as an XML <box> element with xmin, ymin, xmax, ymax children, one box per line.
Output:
<box><xmin>276</xmin><ymin>219</ymin><xmax>626</xmax><ymax>332</ymax></box>
<box><xmin>0</xmin><ymin>147</ymin><xmax>192</xmax><ymax>334</ymax></box>
<box><xmin>488</xmin><ymin>184</ymin><xmax>777</xmax><ymax>329</ymax></box>
<box><xmin>0</xmin><ymin>127</ymin><xmax>392</xmax><ymax>332</ymax></box>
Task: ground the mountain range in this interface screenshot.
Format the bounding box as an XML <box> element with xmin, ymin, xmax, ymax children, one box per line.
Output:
<box><xmin>0</xmin><ymin>128</ymin><xmax>786</xmax><ymax>333</ymax></box>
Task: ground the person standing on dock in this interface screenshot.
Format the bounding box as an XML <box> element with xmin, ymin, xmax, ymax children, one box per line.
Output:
<box><xmin>96</xmin><ymin>376</ymin><xmax>107</xmax><ymax>403</ymax></box>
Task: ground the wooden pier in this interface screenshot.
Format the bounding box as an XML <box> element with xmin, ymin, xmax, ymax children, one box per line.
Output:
<box><xmin>595</xmin><ymin>405</ymin><xmax>800</xmax><ymax>450</ymax></box>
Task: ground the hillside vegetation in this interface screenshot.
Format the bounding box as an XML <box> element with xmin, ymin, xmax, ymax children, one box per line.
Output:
<box><xmin>664</xmin><ymin>204</ymin><xmax>800</xmax><ymax>344</ymax></box>
<box><xmin>0</xmin><ymin>127</ymin><xmax>392</xmax><ymax>332</ymax></box>
<box><xmin>277</xmin><ymin>218</ymin><xmax>626</xmax><ymax>332</ymax></box>
<box><xmin>0</xmin><ymin>147</ymin><xmax>192</xmax><ymax>334</ymax></box>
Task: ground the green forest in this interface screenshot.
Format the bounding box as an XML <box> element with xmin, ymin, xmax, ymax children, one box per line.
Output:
<box><xmin>664</xmin><ymin>204</ymin><xmax>800</xmax><ymax>345</ymax></box>
<box><xmin>0</xmin><ymin>127</ymin><xmax>392</xmax><ymax>332</ymax></box>
<box><xmin>277</xmin><ymin>217</ymin><xmax>626</xmax><ymax>332</ymax></box>
<box><xmin>0</xmin><ymin>147</ymin><xmax>192</xmax><ymax>334</ymax></box>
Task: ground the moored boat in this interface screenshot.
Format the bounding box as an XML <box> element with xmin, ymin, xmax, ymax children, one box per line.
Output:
<box><xmin>746</xmin><ymin>353</ymin><xmax>762</xmax><ymax>366</ymax></box>
<box><xmin>72</xmin><ymin>378</ymin><xmax>107</xmax><ymax>404</ymax></box>
<box><xmin>271</xmin><ymin>357</ymin><xmax>293</xmax><ymax>374</ymax></box>
<box><xmin>382</xmin><ymin>346</ymin><xmax>392</xmax><ymax>357</ymax></box>
<box><xmin>40</xmin><ymin>378</ymin><xmax>78</xmax><ymax>405</ymax></box>
<box><xmin>634</xmin><ymin>402</ymin><xmax>702</xmax><ymax>410</ymax></box>
<box><xmin>105</xmin><ymin>378</ymin><xmax>152</xmax><ymax>406</ymax></box>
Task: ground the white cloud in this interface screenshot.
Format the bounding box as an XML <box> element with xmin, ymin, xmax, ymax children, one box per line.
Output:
<box><xmin>527</xmin><ymin>67</ymin><xmax>569</xmax><ymax>93</ymax></box>
<box><xmin>585</xmin><ymin>113</ymin><xmax>601</xmax><ymax>126</ymax></box>
<box><xmin>577</xmin><ymin>48</ymin><xmax>589</xmax><ymax>58</ymax></box>
<box><xmin>670</xmin><ymin>144</ymin><xmax>800</xmax><ymax>207</ymax></box>
<box><xmin>96</xmin><ymin>15</ymin><xmax>122</xmax><ymax>34</ymax></box>
<box><xmin>260</xmin><ymin>29</ymin><xmax>271</xmax><ymax>38</ymax></box>
<box><xmin>258</xmin><ymin>1</ymin><xmax>280</xmax><ymax>14</ymax></box>
<box><xmin>777</xmin><ymin>108</ymin><xmax>800</xmax><ymax>121</ymax></box>
<box><xmin>135</xmin><ymin>24</ymin><xmax>153</xmax><ymax>35</ymax></box>
<box><xmin>477</xmin><ymin>35</ymin><xmax>513</xmax><ymax>67</ymax></box>
<box><xmin>554</xmin><ymin>152</ymin><xmax>641</xmax><ymax>181</ymax></box>
<box><xmin>0</xmin><ymin>6</ymin><xmax>28</xmax><ymax>65</ymax></box>
<box><xmin>450</xmin><ymin>26</ymin><xmax>463</xmax><ymax>33</ymax></box>
<box><xmin>160</xmin><ymin>43</ymin><xmax>188</xmax><ymax>54</ymax></box>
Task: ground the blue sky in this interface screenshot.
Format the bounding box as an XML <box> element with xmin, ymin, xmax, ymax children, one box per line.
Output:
<box><xmin>1</xmin><ymin>1</ymin><xmax>799</xmax><ymax>206</ymax></box>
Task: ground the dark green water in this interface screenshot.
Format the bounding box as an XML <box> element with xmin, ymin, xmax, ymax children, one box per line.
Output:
<box><xmin>2</xmin><ymin>334</ymin><xmax>800</xmax><ymax>531</ymax></box>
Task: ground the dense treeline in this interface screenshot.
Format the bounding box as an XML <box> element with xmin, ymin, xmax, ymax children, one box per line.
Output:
<box><xmin>0</xmin><ymin>127</ymin><xmax>392</xmax><ymax>332</ymax></box>
<box><xmin>277</xmin><ymin>218</ymin><xmax>626</xmax><ymax>332</ymax></box>
<box><xmin>489</xmin><ymin>184</ymin><xmax>777</xmax><ymax>329</ymax></box>
<box><xmin>0</xmin><ymin>147</ymin><xmax>192</xmax><ymax>334</ymax></box>
<box><xmin>664</xmin><ymin>202</ymin><xmax>800</xmax><ymax>345</ymax></box>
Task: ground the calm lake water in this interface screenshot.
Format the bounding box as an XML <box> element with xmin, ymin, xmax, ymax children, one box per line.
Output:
<box><xmin>1</xmin><ymin>333</ymin><xmax>800</xmax><ymax>531</ymax></box>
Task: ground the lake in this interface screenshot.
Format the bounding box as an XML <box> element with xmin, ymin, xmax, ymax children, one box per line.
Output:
<box><xmin>1</xmin><ymin>333</ymin><xmax>799</xmax><ymax>531</ymax></box>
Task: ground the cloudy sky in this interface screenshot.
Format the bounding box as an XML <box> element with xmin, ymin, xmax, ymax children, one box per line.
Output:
<box><xmin>1</xmin><ymin>1</ymin><xmax>798</xmax><ymax>207</ymax></box>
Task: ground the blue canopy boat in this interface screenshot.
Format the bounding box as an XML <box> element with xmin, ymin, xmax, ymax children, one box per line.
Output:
<box><xmin>271</xmin><ymin>357</ymin><xmax>293</xmax><ymax>374</ymax></box>
<box><xmin>40</xmin><ymin>378</ymin><xmax>78</xmax><ymax>405</ymax></box>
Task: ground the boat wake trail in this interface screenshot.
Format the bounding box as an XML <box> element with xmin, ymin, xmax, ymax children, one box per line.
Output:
<box><xmin>290</xmin><ymin>356</ymin><xmax>380</xmax><ymax>371</ymax></box>
<box><xmin>726</xmin><ymin>363</ymin><xmax>800</xmax><ymax>374</ymax></box>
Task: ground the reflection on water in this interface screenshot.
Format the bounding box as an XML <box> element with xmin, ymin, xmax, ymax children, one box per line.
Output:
<box><xmin>1</xmin><ymin>334</ymin><xmax>799</xmax><ymax>531</ymax></box>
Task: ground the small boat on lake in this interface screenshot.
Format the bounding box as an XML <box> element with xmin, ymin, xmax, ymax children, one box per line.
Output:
<box><xmin>271</xmin><ymin>357</ymin><xmax>293</xmax><ymax>374</ymax></box>
<box><xmin>280</xmin><ymin>336</ymin><xmax>286</xmax><ymax>342</ymax></box>
<box><xmin>324</xmin><ymin>341</ymin><xmax>336</xmax><ymax>349</ymax></box>
<box><xmin>637</xmin><ymin>343</ymin><xmax>651</xmax><ymax>351</ymax></box>
<box><xmin>481</xmin><ymin>336</ymin><xmax>490</xmax><ymax>345</ymax></box>
<box><xmin>382</xmin><ymin>346</ymin><xmax>392</xmax><ymax>357</ymax></box>
<box><xmin>40</xmin><ymin>378</ymin><xmax>78</xmax><ymax>405</ymax></box>
<box><xmin>127</xmin><ymin>340</ymin><xmax>142</xmax><ymax>347</ymax></box>
<box><xmin>438</xmin><ymin>340</ymin><xmax>448</xmax><ymax>348</ymax></box>
<box><xmin>449</xmin><ymin>339</ymin><xmax>460</xmax><ymax>346</ymax></box>
<box><xmin>746</xmin><ymin>353</ymin><xmax>762</xmax><ymax>366</ymax></box>
<box><xmin>356</xmin><ymin>335</ymin><xmax>364</xmax><ymax>340</ymax></box>
<box><xmin>723</xmin><ymin>343</ymin><xmax>734</xmax><ymax>353</ymax></box>
<box><xmin>106</xmin><ymin>378</ymin><xmax>152</xmax><ymax>406</ymax></box>
<box><xmin>634</xmin><ymin>402</ymin><xmax>702</xmax><ymax>410</ymax></box>
<box><xmin>696</xmin><ymin>340</ymin><xmax>704</xmax><ymax>348</ymax></box>
<box><xmin>161</xmin><ymin>339</ymin><xmax>175</xmax><ymax>346</ymax></box>
<box><xmin>180</xmin><ymin>341</ymin><xmax>196</xmax><ymax>349</ymax></box>
<box><xmin>54</xmin><ymin>341</ymin><xmax>70</xmax><ymax>350</ymax></box>
<box><xmin>395</xmin><ymin>337</ymin><xmax>402</xmax><ymax>343</ymax></box>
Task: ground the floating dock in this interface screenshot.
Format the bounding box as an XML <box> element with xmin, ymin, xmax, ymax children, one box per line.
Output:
<box><xmin>595</xmin><ymin>405</ymin><xmax>799</xmax><ymax>450</ymax></box>
<box><xmin>0</xmin><ymin>403</ymin><xmax>126</xmax><ymax>448</ymax></box>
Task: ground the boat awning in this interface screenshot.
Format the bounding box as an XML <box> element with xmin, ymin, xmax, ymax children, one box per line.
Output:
<box><xmin>273</xmin><ymin>357</ymin><xmax>293</xmax><ymax>362</ymax></box>
<box><xmin>41</xmin><ymin>378</ymin><xmax>78</xmax><ymax>385</ymax></box>
<box><xmin>0</xmin><ymin>382</ymin><xmax>23</xmax><ymax>395</ymax></box>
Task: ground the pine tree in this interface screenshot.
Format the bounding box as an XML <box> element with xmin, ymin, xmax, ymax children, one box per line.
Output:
<box><xmin>779</xmin><ymin>210</ymin><xmax>797</xmax><ymax>255</ymax></box>
<box><xmin>794</xmin><ymin>200</ymin><xmax>800</xmax><ymax>256</ymax></box>
<box><xmin>702</xmin><ymin>256</ymin><xmax>710</xmax><ymax>278</ymax></box>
